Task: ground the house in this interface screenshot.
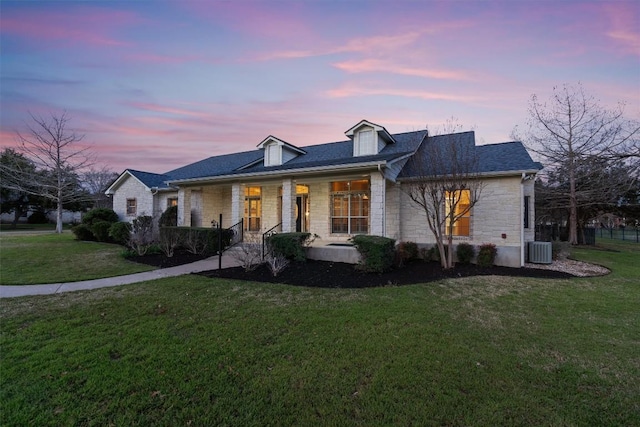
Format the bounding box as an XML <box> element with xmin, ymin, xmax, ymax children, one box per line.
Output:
<box><xmin>105</xmin><ymin>120</ymin><xmax>542</xmax><ymax>267</ymax></box>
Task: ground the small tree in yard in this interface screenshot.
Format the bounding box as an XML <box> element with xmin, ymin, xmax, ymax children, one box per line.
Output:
<box><xmin>401</xmin><ymin>121</ymin><xmax>483</xmax><ymax>269</ymax></box>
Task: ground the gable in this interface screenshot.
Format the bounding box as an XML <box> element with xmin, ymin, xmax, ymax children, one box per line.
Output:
<box><xmin>345</xmin><ymin>119</ymin><xmax>396</xmax><ymax>157</ymax></box>
<box><xmin>257</xmin><ymin>136</ymin><xmax>306</xmax><ymax>167</ymax></box>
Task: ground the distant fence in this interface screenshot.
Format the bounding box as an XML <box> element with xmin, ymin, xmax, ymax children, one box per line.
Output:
<box><xmin>595</xmin><ymin>227</ymin><xmax>640</xmax><ymax>243</ymax></box>
<box><xmin>536</xmin><ymin>225</ymin><xmax>639</xmax><ymax>244</ymax></box>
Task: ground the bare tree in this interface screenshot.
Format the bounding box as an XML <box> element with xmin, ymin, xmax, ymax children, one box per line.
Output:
<box><xmin>521</xmin><ymin>83</ymin><xmax>639</xmax><ymax>244</ymax></box>
<box><xmin>0</xmin><ymin>112</ymin><xmax>94</xmax><ymax>233</ymax></box>
<box><xmin>83</xmin><ymin>166</ymin><xmax>118</xmax><ymax>209</ymax></box>
<box><xmin>402</xmin><ymin>121</ymin><xmax>484</xmax><ymax>269</ymax></box>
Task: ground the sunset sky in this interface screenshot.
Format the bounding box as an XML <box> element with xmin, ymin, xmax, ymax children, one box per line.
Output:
<box><xmin>1</xmin><ymin>0</ymin><xmax>638</xmax><ymax>174</ymax></box>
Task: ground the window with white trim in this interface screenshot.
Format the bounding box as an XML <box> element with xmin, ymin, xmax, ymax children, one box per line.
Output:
<box><xmin>167</xmin><ymin>197</ymin><xmax>178</xmax><ymax>208</ymax></box>
<box><xmin>445</xmin><ymin>190</ymin><xmax>471</xmax><ymax>237</ymax></box>
<box><xmin>126</xmin><ymin>198</ymin><xmax>137</xmax><ymax>216</ymax></box>
<box><xmin>330</xmin><ymin>180</ymin><xmax>369</xmax><ymax>234</ymax></box>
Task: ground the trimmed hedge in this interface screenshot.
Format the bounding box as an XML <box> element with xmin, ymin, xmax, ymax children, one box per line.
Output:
<box><xmin>456</xmin><ymin>242</ymin><xmax>475</xmax><ymax>265</ymax></box>
<box><xmin>159</xmin><ymin>206</ymin><xmax>178</xmax><ymax>227</ymax></box>
<box><xmin>82</xmin><ymin>208</ymin><xmax>118</xmax><ymax>226</ymax></box>
<box><xmin>266</xmin><ymin>232</ymin><xmax>313</xmax><ymax>261</ymax></box>
<box><xmin>109</xmin><ymin>222</ymin><xmax>132</xmax><ymax>246</ymax></box>
<box><xmin>477</xmin><ymin>243</ymin><xmax>497</xmax><ymax>267</ymax></box>
<box><xmin>27</xmin><ymin>210</ymin><xmax>49</xmax><ymax>224</ymax></box>
<box><xmin>351</xmin><ymin>235</ymin><xmax>396</xmax><ymax>273</ymax></box>
<box><xmin>160</xmin><ymin>226</ymin><xmax>234</xmax><ymax>256</ymax></box>
<box><xmin>91</xmin><ymin>220</ymin><xmax>113</xmax><ymax>242</ymax></box>
<box><xmin>71</xmin><ymin>224</ymin><xmax>95</xmax><ymax>241</ymax></box>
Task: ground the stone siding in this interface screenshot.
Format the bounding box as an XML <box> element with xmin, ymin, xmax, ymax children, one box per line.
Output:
<box><xmin>112</xmin><ymin>176</ymin><xmax>154</xmax><ymax>222</ymax></box>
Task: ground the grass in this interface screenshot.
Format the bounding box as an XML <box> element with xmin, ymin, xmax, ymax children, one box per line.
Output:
<box><xmin>0</xmin><ymin>232</ymin><xmax>155</xmax><ymax>285</ymax></box>
<box><xmin>0</xmin><ymin>223</ymin><xmax>71</xmax><ymax>232</ymax></box>
<box><xmin>0</xmin><ymin>241</ymin><xmax>638</xmax><ymax>425</ymax></box>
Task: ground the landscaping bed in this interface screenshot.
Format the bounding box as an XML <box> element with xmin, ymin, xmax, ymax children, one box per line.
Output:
<box><xmin>196</xmin><ymin>259</ymin><xmax>574</xmax><ymax>288</ymax></box>
<box><xmin>126</xmin><ymin>250</ymin><xmax>209</xmax><ymax>268</ymax></box>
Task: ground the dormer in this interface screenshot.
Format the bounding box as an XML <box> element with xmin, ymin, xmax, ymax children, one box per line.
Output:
<box><xmin>345</xmin><ymin>120</ymin><xmax>396</xmax><ymax>157</ymax></box>
<box><xmin>257</xmin><ymin>136</ymin><xmax>306</xmax><ymax>167</ymax></box>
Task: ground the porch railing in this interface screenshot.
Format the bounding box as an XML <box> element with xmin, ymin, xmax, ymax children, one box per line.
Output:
<box><xmin>262</xmin><ymin>222</ymin><xmax>282</xmax><ymax>258</ymax></box>
<box><xmin>225</xmin><ymin>218</ymin><xmax>244</xmax><ymax>250</ymax></box>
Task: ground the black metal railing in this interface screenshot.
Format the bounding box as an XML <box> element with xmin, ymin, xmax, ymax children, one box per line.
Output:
<box><xmin>226</xmin><ymin>218</ymin><xmax>244</xmax><ymax>249</ymax></box>
<box><xmin>262</xmin><ymin>222</ymin><xmax>282</xmax><ymax>258</ymax></box>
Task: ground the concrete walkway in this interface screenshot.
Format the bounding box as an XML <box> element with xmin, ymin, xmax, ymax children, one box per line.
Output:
<box><xmin>0</xmin><ymin>255</ymin><xmax>241</xmax><ymax>299</ymax></box>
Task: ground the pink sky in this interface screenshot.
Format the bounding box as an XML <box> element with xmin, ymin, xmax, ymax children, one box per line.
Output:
<box><xmin>1</xmin><ymin>0</ymin><xmax>638</xmax><ymax>173</ymax></box>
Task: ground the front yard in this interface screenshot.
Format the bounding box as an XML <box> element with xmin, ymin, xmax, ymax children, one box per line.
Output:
<box><xmin>0</xmin><ymin>238</ymin><xmax>638</xmax><ymax>425</ymax></box>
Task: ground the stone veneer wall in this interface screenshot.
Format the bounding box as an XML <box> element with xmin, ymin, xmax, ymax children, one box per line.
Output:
<box><xmin>112</xmin><ymin>176</ymin><xmax>154</xmax><ymax>222</ymax></box>
<box><xmin>394</xmin><ymin>175</ymin><xmax>528</xmax><ymax>267</ymax></box>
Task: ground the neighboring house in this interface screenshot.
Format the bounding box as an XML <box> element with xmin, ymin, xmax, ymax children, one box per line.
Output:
<box><xmin>106</xmin><ymin>119</ymin><xmax>542</xmax><ymax>267</ymax></box>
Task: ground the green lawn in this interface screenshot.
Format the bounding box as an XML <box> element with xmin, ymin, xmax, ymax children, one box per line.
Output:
<box><xmin>0</xmin><ymin>232</ymin><xmax>155</xmax><ymax>285</ymax></box>
<box><xmin>0</xmin><ymin>241</ymin><xmax>638</xmax><ymax>426</ymax></box>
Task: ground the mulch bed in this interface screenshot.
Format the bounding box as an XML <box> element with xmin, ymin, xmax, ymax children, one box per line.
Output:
<box><xmin>195</xmin><ymin>259</ymin><xmax>574</xmax><ymax>288</ymax></box>
<box><xmin>127</xmin><ymin>252</ymin><xmax>574</xmax><ymax>288</ymax></box>
<box><xmin>127</xmin><ymin>250</ymin><xmax>209</xmax><ymax>269</ymax></box>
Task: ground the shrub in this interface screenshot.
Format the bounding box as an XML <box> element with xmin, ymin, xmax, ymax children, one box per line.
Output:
<box><xmin>91</xmin><ymin>220</ymin><xmax>112</xmax><ymax>242</ymax></box>
<box><xmin>266</xmin><ymin>232</ymin><xmax>314</xmax><ymax>261</ymax></box>
<box><xmin>130</xmin><ymin>215</ymin><xmax>155</xmax><ymax>256</ymax></box>
<box><xmin>456</xmin><ymin>242</ymin><xmax>475</xmax><ymax>265</ymax></box>
<box><xmin>397</xmin><ymin>241</ymin><xmax>419</xmax><ymax>264</ymax></box>
<box><xmin>27</xmin><ymin>210</ymin><xmax>49</xmax><ymax>224</ymax></box>
<box><xmin>71</xmin><ymin>224</ymin><xmax>95</xmax><ymax>241</ymax></box>
<box><xmin>158</xmin><ymin>227</ymin><xmax>181</xmax><ymax>257</ymax></box>
<box><xmin>82</xmin><ymin>208</ymin><xmax>118</xmax><ymax>226</ymax></box>
<box><xmin>351</xmin><ymin>235</ymin><xmax>396</xmax><ymax>273</ymax></box>
<box><xmin>159</xmin><ymin>205</ymin><xmax>178</xmax><ymax>227</ymax></box>
<box><xmin>264</xmin><ymin>248</ymin><xmax>290</xmax><ymax>277</ymax></box>
<box><xmin>230</xmin><ymin>235</ymin><xmax>263</xmax><ymax>272</ymax></box>
<box><xmin>477</xmin><ymin>243</ymin><xmax>497</xmax><ymax>267</ymax></box>
<box><xmin>159</xmin><ymin>227</ymin><xmax>234</xmax><ymax>256</ymax></box>
<box><xmin>109</xmin><ymin>222</ymin><xmax>132</xmax><ymax>246</ymax></box>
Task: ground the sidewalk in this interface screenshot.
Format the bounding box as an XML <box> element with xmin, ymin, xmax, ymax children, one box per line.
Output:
<box><xmin>0</xmin><ymin>255</ymin><xmax>241</xmax><ymax>299</ymax></box>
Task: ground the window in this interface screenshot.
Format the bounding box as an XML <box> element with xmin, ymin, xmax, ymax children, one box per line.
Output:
<box><xmin>126</xmin><ymin>198</ymin><xmax>137</xmax><ymax>216</ymax></box>
<box><xmin>445</xmin><ymin>190</ymin><xmax>471</xmax><ymax>237</ymax></box>
<box><xmin>355</xmin><ymin>129</ymin><xmax>375</xmax><ymax>156</ymax></box>
<box><xmin>330</xmin><ymin>179</ymin><xmax>369</xmax><ymax>234</ymax></box>
<box><xmin>244</xmin><ymin>186</ymin><xmax>261</xmax><ymax>231</ymax></box>
<box><xmin>524</xmin><ymin>196</ymin><xmax>530</xmax><ymax>229</ymax></box>
<box><xmin>167</xmin><ymin>197</ymin><xmax>178</xmax><ymax>208</ymax></box>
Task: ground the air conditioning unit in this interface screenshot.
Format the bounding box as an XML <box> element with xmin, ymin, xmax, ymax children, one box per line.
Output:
<box><xmin>528</xmin><ymin>241</ymin><xmax>552</xmax><ymax>264</ymax></box>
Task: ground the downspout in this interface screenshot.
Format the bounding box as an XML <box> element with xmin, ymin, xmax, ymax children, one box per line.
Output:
<box><xmin>520</xmin><ymin>173</ymin><xmax>526</xmax><ymax>267</ymax></box>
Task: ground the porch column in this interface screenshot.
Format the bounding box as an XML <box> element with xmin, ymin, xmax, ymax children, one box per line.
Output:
<box><xmin>281</xmin><ymin>179</ymin><xmax>296</xmax><ymax>233</ymax></box>
<box><xmin>231</xmin><ymin>183</ymin><xmax>244</xmax><ymax>225</ymax></box>
<box><xmin>178</xmin><ymin>188</ymin><xmax>191</xmax><ymax>227</ymax></box>
<box><xmin>369</xmin><ymin>172</ymin><xmax>386</xmax><ymax>236</ymax></box>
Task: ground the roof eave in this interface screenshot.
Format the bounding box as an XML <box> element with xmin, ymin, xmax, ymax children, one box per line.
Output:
<box><xmin>166</xmin><ymin>161</ymin><xmax>389</xmax><ymax>186</ymax></box>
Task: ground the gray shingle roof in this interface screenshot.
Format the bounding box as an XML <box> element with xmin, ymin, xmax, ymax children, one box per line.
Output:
<box><xmin>164</xmin><ymin>129</ymin><xmax>428</xmax><ymax>183</ymax></box>
<box><xmin>397</xmin><ymin>132</ymin><xmax>542</xmax><ymax>179</ymax></box>
<box><xmin>127</xmin><ymin>169</ymin><xmax>172</xmax><ymax>189</ymax></box>
<box><xmin>122</xmin><ymin>128</ymin><xmax>540</xmax><ymax>188</ymax></box>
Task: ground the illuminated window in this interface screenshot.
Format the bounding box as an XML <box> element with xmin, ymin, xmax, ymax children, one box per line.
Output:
<box><xmin>244</xmin><ymin>186</ymin><xmax>261</xmax><ymax>231</ymax></box>
<box><xmin>445</xmin><ymin>190</ymin><xmax>471</xmax><ymax>237</ymax></box>
<box><xmin>167</xmin><ymin>198</ymin><xmax>178</xmax><ymax>208</ymax></box>
<box><xmin>330</xmin><ymin>180</ymin><xmax>369</xmax><ymax>234</ymax></box>
<box><xmin>126</xmin><ymin>199</ymin><xmax>137</xmax><ymax>216</ymax></box>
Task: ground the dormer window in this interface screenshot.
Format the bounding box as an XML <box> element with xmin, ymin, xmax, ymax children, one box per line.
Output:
<box><xmin>257</xmin><ymin>136</ymin><xmax>307</xmax><ymax>167</ymax></box>
<box><xmin>345</xmin><ymin>119</ymin><xmax>396</xmax><ymax>157</ymax></box>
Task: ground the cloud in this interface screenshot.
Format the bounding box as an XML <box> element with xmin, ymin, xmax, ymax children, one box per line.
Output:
<box><xmin>604</xmin><ymin>3</ymin><xmax>640</xmax><ymax>56</ymax></box>
<box><xmin>326</xmin><ymin>84</ymin><xmax>477</xmax><ymax>103</ymax></box>
<box><xmin>1</xmin><ymin>5</ymin><xmax>140</xmax><ymax>48</ymax></box>
<box><xmin>332</xmin><ymin>59</ymin><xmax>472</xmax><ymax>81</ymax></box>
